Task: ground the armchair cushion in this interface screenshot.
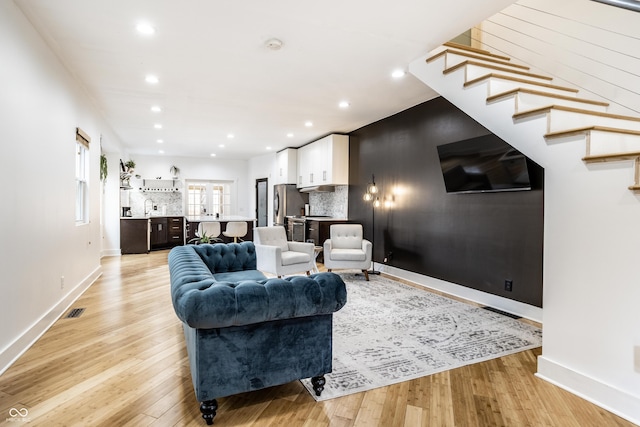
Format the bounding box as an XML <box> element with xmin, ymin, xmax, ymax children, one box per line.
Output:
<box><xmin>281</xmin><ymin>251</ymin><xmax>311</xmax><ymax>266</ymax></box>
<box><xmin>328</xmin><ymin>247</ymin><xmax>366</xmax><ymax>262</ymax></box>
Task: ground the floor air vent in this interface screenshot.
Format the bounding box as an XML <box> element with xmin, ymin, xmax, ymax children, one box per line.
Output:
<box><xmin>65</xmin><ymin>308</ymin><xmax>85</xmax><ymax>319</ymax></box>
<box><xmin>482</xmin><ymin>306</ymin><xmax>521</xmax><ymax>319</ymax></box>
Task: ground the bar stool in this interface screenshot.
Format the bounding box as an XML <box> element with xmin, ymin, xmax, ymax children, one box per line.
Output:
<box><xmin>223</xmin><ymin>221</ymin><xmax>247</xmax><ymax>243</ymax></box>
<box><xmin>189</xmin><ymin>222</ymin><xmax>221</xmax><ymax>244</ymax></box>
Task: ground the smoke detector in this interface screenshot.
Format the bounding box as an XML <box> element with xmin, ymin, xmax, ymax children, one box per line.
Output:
<box><xmin>265</xmin><ymin>38</ymin><xmax>283</xmax><ymax>51</ymax></box>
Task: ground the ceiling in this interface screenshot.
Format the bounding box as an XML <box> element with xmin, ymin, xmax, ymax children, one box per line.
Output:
<box><xmin>15</xmin><ymin>0</ymin><xmax>516</xmax><ymax>159</ymax></box>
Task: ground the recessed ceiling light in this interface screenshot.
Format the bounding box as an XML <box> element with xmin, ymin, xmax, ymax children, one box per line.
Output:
<box><xmin>304</xmin><ymin>121</ymin><xmax>313</xmax><ymax>127</ymax></box>
<box><xmin>136</xmin><ymin>22</ymin><xmax>156</xmax><ymax>35</ymax></box>
<box><xmin>154</xmin><ymin>123</ymin><xmax>162</xmax><ymax>129</ymax></box>
<box><xmin>158</xmin><ymin>150</ymin><xmax>164</xmax><ymax>154</ymax></box>
<box><xmin>227</xmin><ymin>134</ymin><xmax>234</xmax><ymax>139</ymax></box>
<box><xmin>339</xmin><ymin>101</ymin><xmax>350</xmax><ymax>108</ymax></box>
<box><xmin>219</xmin><ymin>144</ymin><xmax>225</xmax><ymax>148</ymax></box>
<box><xmin>391</xmin><ymin>69</ymin><xmax>406</xmax><ymax>79</ymax></box>
<box><xmin>150</xmin><ymin>105</ymin><xmax>162</xmax><ymax>113</ymax></box>
<box><xmin>156</xmin><ymin>139</ymin><xmax>163</xmax><ymax>144</ymax></box>
<box><xmin>210</xmin><ymin>153</ymin><xmax>217</xmax><ymax>157</ymax></box>
<box><xmin>286</xmin><ymin>133</ymin><xmax>294</xmax><ymax>138</ymax></box>
<box><xmin>266</xmin><ymin>146</ymin><xmax>272</xmax><ymax>150</ymax></box>
<box><xmin>145</xmin><ymin>74</ymin><xmax>159</xmax><ymax>84</ymax></box>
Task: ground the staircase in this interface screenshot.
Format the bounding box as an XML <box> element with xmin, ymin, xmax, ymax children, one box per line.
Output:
<box><xmin>411</xmin><ymin>42</ymin><xmax>640</xmax><ymax>191</ymax></box>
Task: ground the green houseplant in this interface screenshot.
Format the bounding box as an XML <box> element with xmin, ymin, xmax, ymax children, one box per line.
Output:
<box><xmin>100</xmin><ymin>154</ymin><xmax>108</xmax><ymax>182</ymax></box>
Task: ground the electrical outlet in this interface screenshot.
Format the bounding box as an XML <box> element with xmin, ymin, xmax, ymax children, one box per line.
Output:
<box><xmin>383</xmin><ymin>251</ymin><xmax>393</xmax><ymax>263</ymax></box>
<box><xmin>504</xmin><ymin>280</ymin><xmax>513</xmax><ymax>292</ymax></box>
<box><xmin>60</xmin><ymin>276</ymin><xmax>65</xmax><ymax>290</ymax></box>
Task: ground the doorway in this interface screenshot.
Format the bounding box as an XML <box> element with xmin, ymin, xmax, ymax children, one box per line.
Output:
<box><xmin>256</xmin><ymin>178</ymin><xmax>268</xmax><ymax>227</ymax></box>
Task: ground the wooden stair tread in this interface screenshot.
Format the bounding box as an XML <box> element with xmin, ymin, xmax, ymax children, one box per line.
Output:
<box><xmin>444</xmin><ymin>60</ymin><xmax>552</xmax><ymax>81</ymax></box>
<box><xmin>545</xmin><ymin>126</ymin><xmax>640</xmax><ymax>139</ymax></box>
<box><xmin>514</xmin><ymin>105</ymin><xmax>640</xmax><ymax>122</ymax></box>
<box><xmin>443</xmin><ymin>42</ymin><xmax>511</xmax><ymax>61</ymax></box>
<box><xmin>427</xmin><ymin>49</ymin><xmax>530</xmax><ymax>70</ymax></box>
<box><xmin>583</xmin><ymin>152</ymin><xmax>640</xmax><ymax>162</ymax></box>
<box><xmin>465</xmin><ymin>73</ymin><xmax>579</xmax><ymax>94</ymax></box>
<box><xmin>488</xmin><ymin>88</ymin><xmax>609</xmax><ymax>107</ymax></box>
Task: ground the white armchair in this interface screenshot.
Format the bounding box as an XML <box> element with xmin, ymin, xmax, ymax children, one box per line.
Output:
<box><xmin>323</xmin><ymin>224</ymin><xmax>372</xmax><ymax>280</ymax></box>
<box><xmin>253</xmin><ymin>226</ymin><xmax>315</xmax><ymax>278</ymax></box>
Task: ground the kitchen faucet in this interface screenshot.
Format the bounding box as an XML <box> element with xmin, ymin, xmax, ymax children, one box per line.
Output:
<box><xmin>144</xmin><ymin>198</ymin><xmax>154</xmax><ymax>216</ymax></box>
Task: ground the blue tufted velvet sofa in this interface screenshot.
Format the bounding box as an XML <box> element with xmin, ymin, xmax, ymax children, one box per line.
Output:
<box><xmin>168</xmin><ymin>242</ymin><xmax>347</xmax><ymax>425</ymax></box>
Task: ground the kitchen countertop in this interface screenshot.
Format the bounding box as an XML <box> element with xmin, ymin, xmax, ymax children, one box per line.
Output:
<box><xmin>286</xmin><ymin>216</ymin><xmax>348</xmax><ymax>221</ymax></box>
<box><xmin>186</xmin><ymin>216</ymin><xmax>256</xmax><ymax>222</ymax></box>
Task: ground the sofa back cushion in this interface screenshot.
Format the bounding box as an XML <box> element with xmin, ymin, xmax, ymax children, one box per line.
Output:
<box><xmin>192</xmin><ymin>241</ymin><xmax>257</xmax><ymax>274</ymax></box>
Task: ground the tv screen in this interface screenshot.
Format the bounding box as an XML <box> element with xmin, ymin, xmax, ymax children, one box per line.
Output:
<box><xmin>436</xmin><ymin>134</ymin><xmax>532</xmax><ymax>194</ymax></box>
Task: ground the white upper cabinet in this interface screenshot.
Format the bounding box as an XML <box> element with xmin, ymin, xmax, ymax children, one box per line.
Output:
<box><xmin>275</xmin><ymin>148</ymin><xmax>298</xmax><ymax>184</ymax></box>
<box><xmin>297</xmin><ymin>134</ymin><xmax>349</xmax><ymax>188</ymax></box>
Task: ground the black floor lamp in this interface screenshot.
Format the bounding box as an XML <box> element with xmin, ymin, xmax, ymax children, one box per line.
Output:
<box><xmin>363</xmin><ymin>174</ymin><xmax>381</xmax><ymax>275</ymax></box>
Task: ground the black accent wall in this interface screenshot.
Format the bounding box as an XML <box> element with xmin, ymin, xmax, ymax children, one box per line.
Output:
<box><xmin>348</xmin><ymin>97</ymin><xmax>544</xmax><ymax>307</ymax></box>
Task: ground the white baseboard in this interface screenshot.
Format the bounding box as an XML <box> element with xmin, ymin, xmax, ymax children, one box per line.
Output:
<box><xmin>537</xmin><ymin>356</ymin><xmax>640</xmax><ymax>426</ymax></box>
<box><xmin>0</xmin><ymin>265</ymin><xmax>102</xmax><ymax>376</ymax></box>
<box><xmin>376</xmin><ymin>263</ymin><xmax>543</xmax><ymax>323</ymax></box>
<box><xmin>101</xmin><ymin>248</ymin><xmax>121</xmax><ymax>257</ymax></box>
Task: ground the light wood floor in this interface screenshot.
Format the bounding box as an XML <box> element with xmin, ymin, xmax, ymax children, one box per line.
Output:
<box><xmin>0</xmin><ymin>250</ymin><xmax>634</xmax><ymax>427</ymax></box>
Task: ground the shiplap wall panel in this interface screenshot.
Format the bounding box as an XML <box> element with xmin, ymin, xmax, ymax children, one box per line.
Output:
<box><xmin>475</xmin><ymin>0</ymin><xmax>640</xmax><ymax>116</ymax></box>
<box><xmin>480</xmin><ymin>19</ymin><xmax>640</xmax><ymax>114</ymax></box>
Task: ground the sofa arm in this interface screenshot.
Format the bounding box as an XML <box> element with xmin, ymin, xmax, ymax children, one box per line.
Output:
<box><xmin>172</xmin><ymin>273</ymin><xmax>347</xmax><ymax>329</ymax></box>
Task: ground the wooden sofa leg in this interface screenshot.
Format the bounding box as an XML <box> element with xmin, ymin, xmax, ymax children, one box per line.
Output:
<box><xmin>362</xmin><ymin>270</ymin><xmax>369</xmax><ymax>281</ymax></box>
<box><xmin>306</xmin><ymin>271</ymin><xmax>310</xmax><ymax>276</ymax></box>
<box><xmin>200</xmin><ymin>399</ymin><xmax>218</xmax><ymax>425</ymax></box>
<box><xmin>311</xmin><ymin>375</ymin><xmax>326</xmax><ymax>396</ymax></box>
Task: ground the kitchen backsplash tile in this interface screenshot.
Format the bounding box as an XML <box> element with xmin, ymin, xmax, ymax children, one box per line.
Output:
<box><xmin>128</xmin><ymin>190</ymin><xmax>183</xmax><ymax>217</ymax></box>
<box><xmin>309</xmin><ymin>185</ymin><xmax>348</xmax><ymax>218</ymax></box>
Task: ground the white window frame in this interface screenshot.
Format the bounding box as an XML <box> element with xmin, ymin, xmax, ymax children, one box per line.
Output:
<box><xmin>75</xmin><ymin>128</ymin><xmax>90</xmax><ymax>224</ymax></box>
<box><xmin>185</xmin><ymin>180</ymin><xmax>234</xmax><ymax>217</ymax></box>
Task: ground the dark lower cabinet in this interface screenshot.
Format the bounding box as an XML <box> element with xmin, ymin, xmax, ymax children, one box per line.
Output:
<box><xmin>120</xmin><ymin>219</ymin><xmax>150</xmax><ymax>254</ymax></box>
<box><xmin>151</xmin><ymin>216</ymin><xmax>184</xmax><ymax>250</ymax></box>
<box><xmin>150</xmin><ymin>217</ymin><xmax>168</xmax><ymax>248</ymax></box>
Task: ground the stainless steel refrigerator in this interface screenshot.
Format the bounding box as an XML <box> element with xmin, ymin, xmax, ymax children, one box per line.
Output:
<box><xmin>273</xmin><ymin>184</ymin><xmax>308</xmax><ymax>226</ymax></box>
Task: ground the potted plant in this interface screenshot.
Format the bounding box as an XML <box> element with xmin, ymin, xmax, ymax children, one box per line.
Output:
<box><xmin>124</xmin><ymin>159</ymin><xmax>136</xmax><ymax>173</ymax></box>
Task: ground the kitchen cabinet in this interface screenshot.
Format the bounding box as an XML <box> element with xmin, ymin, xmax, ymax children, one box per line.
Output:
<box><xmin>297</xmin><ymin>134</ymin><xmax>349</xmax><ymax>188</ymax></box>
<box><xmin>120</xmin><ymin>218</ymin><xmax>149</xmax><ymax>254</ymax></box>
<box><xmin>151</xmin><ymin>216</ymin><xmax>184</xmax><ymax>249</ymax></box>
<box><xmin>275</xmin><ymin>148</ymin><xmax>298</xmax><ymax>184</ymax></box>
<box><xmin>150</xmin><ymin>217</ymin><xmax>168</xmax><ymax>248</ymax></box>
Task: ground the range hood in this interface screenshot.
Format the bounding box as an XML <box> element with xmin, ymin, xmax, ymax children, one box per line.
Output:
<box><xmin>299</xmin><ymin>185</ymin><xmax>335</xmax><ymax>193</ymax></box>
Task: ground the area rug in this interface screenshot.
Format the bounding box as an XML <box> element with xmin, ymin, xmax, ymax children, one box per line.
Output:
<box><xmin>301</xmin><ymin>273</ymin><xmax>542</xmax><ymax>401</ymax></box>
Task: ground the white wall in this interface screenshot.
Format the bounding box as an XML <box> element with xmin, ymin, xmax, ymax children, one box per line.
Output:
<box><xmin>409</xmin><ymin>1</ymin><xmax>640</xmax><ymax>421</ymax></box>
<box><xmin>0</xmin><ymin>1</ymin><xmax>123</xmax><ymax>373</ymax></box>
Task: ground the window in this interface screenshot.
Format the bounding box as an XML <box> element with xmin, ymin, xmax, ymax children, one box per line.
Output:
<box><xmin>186</xmin><ymin>180</ymin><xmax>233</xmax><ymax>217</ymax></box>
<box><xmin>75</xmin><ymin>128</ymin><xmax>90</xmax><ymax>224</ymax></box>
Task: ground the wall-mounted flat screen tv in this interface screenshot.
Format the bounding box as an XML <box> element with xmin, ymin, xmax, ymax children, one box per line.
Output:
<box><xmin>436</xmin><ymin>134</ymin><xmax>532</xmax><ymax>194</ymax></box>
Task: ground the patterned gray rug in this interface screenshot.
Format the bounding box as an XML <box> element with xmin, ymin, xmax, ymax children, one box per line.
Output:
<box><xmin>301</xmin><ymin>273</ymin><xmax>542</xmax><ymax>401</ymax></box>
